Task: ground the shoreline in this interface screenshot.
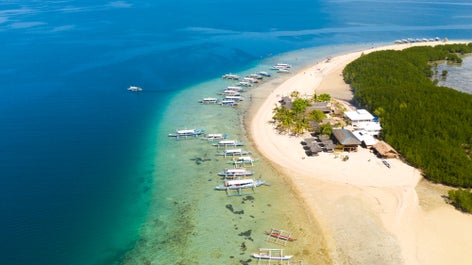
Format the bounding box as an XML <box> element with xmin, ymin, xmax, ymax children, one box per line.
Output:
<box><xmin>247</xmin><ymin>41</ymin><xmax>472</xmax><ymax>264</ymax></box>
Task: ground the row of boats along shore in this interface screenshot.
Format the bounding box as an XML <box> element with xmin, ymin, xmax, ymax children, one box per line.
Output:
<box><xmin>168</xmin><ymin>63</ymin><xmax>308</xmax><ymax>263</ymax></box>
<box><xmin>168</xmin><ymin>129</ymin><xmax>265</xmax><ymax>195</ymax></box>
<box><xmin>198</xmin><ymin>63</ymin><xmax>292</xmax><ymax>106</ymax></box>
<box><xmin>168</xmin><ymin>129</ymin><xmax>304</xmax><ymax>263</ymax></box>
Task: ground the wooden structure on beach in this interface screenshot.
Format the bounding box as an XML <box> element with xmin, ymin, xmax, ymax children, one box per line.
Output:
<box><xmin>332</xmin><ymin>128</ymin><xmax>361</xmax><ymax>152</ymax></box>
<box><xmin>373</xmin><ymin>140</ymin><xmax>398</xmax><ymax>158</ymax></box>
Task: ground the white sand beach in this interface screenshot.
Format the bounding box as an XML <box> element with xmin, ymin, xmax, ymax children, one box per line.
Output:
<box><xmin>249</xmin><ymin>42</ymin><xmax>472</xmax><ymax>265</ymax></box>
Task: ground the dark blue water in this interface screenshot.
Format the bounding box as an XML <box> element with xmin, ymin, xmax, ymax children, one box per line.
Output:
<box><xmin>0</xmin><ymin>1</ymin><xmax>471</xmax><ymax>265</ymax></box>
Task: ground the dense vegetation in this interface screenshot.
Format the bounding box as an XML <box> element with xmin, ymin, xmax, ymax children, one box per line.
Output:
<box><xmin>272</xmin><ymin>93</ymin><xmax>331</xmax><ymax>135</ymax></box>
<box><xmin>343</xmin><ymin>44</ymin><xmax>472</xmax><ymax>189</ymax></box>
<box><xmin>448</xmin><ymin>189</ymin><xmax>472</xmax><ymax>213</ymax></box>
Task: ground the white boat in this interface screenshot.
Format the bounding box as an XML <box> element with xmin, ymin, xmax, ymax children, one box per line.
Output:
<box><xmin>276</xmin><ymin>63</ymin><xmax>291</xmax><ymax>68</ymax></box>
<box><xmin>222</xmin><ymin>73</ymin><xmax>240</xmax><ymax>80</ymax></box>
<box><xmin>226</xmin><ymin>86</ymin><xmax>247</xmax><ymax>92</ymax></box>
<box><xmin>212</xmin><ymin>139</ymin><xmax>244</xmax><ymax>147</ymax></box>
<box><xmin>127</xmin><ymin>86</ymin><xmax>143</xmax><ymax>92</ymax></box>
<box><xmin>252</xmin><ymin>253</ymin><xmax>293</xmax><ymax>260</ymax></box>
<box><xmin>237</xmin><ymin>81</ymin><xmax>253</xmax><ymax>87</ymax></box>
<box><xmin>258</xmin><ymin>71</ymin><xmax>272</xmax><ymax>77</ymax></box>
<box><xmin>218</xmin><ymin>148</ymin><xmax>251</xmax><ymax>157</ymax></box>
<box><xmin>277</xmin><ymin>68</ymin><xmax>290</xmax><ymax>73</ymax></box>
<box><xmin>215</xmin><ymin>178</ymin><xmax>265</xmax><ymax>191</ymax></box>
<box><xmin>242</xmin><ymin>77</ymin><xmax>258</xmax><ymax>83</ymax></box>
<box><xmin>247</xmin><ymin>73</ymin><xmax>264</xmax><ymax>79</ymax></box>
<box><xmin>228</xmin><ymin>156</ymin><xmax>258</xmax><ymax>165</ymax></box>
<box><xmin>224</xmin><ymin>95</ymin><xmax>244</xmax><ymax>101</ymax></box>
<box><xmin>220</xmin><ymin>90</ymin><xmax>242</xmax><ymax>96</ymax></box>
<box><xmin>168</xmin><ymin>129</ymin><xmax>206</xmax><ymax>138</ymax></box>
<box><xmin>220</xmin><ymin>99</ymin><xmax>238</xmax><ymax>106</ymax></box>
<box><xmin>199</xmin><ymin>97</ymin><xmax>219</xmax><ymax>104</ymax></box>
<box><xmin>217</xmin><ymin>168</ymin><xmax>255</xmax><ymax>177</ymax></box>
<box><xmin>203</xmin><ymin>133</ymin><xmax>228</xmax><ymax>140</ymax></box>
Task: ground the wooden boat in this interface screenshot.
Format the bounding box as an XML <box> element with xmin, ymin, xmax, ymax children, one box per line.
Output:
<box><xmin>264</xmin><ymin>231</ymin><xmax>297</xmax><ymax>242</ymax></box>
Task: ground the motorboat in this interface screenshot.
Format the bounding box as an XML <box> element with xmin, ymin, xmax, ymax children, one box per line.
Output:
<box><xmin>128</xmin><ymin>86</ymin><xmax>143</xmax><ymax>92</ymax></box>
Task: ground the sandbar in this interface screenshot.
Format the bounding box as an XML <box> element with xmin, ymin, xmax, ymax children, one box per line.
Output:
<box><xmin>248</xmin><ymin>41</ymin><xmax>472</xmax><ymax>265</ymax></box>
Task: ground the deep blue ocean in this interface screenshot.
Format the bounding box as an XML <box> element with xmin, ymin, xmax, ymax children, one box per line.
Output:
<box><xmin>1</xmin><ymin>1</ymin><xmax>471</xmax><ymax>265</ymax></box>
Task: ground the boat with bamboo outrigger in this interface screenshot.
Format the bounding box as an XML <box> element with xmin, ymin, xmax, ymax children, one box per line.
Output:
<box><xmin>202</xmin><ymin>133</ymin><xmax>228</xmax><ymax>141</ymax></box>
<box><xmin>227</xmin><ymin>156</ymin><xmax>258</xmax><ymax>166</ymax></box>
<box><xmin>168</xmin><ymin>129</ymin><xmax>206</xmax><ymax>139</ymax></box>
<box><xmin>212</xmin><ymin>139</ymin><xmax>244</xmax><ymax>148</ymax></box>
<box><xmin>217</xmin><ymin>148</ymin><xmax>251</xmax><ymax>158</ymax></box>
<box><xmin>217</xmin><ymin>168</ymin><xmax>255</xmax><ymax>179</ymax></box>
<box><xmin>251</xmin><ymin>248</ymin><xmax>293</xmax><ymax>261</ymax></box>
<box><xmin>215</xmin><ymin>178</ymin><xmax>266</xmax><ymax>196</ymax></box>
<box><xmin>264</xmin><ymin>228</ymin><xmax>297</xmax><ymax>246</ymax></box>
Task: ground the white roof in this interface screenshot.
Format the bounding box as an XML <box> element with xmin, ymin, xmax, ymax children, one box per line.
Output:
<box><xmin>219</xmin><ymin>140</ymin><xmax>236</xmax><ymax>144</ymax></box>
<box><xmin>345</xmin><ymin>109</ymin><xmax>374</xmax><ymax>121</ymax></box>
<box><xmin>357</xmin><ymin>121</ymin><xmax>382</xmax><ymax>131</ymax></box>
<box><xmin>353</xmin><ymin>130</ymin><xmax>378</xmax><ymax>146</ymax></box>
<box><xmin>226</xmin><ymin>148</ymin><xmax>242</xmax><ymax>153</ymax></box>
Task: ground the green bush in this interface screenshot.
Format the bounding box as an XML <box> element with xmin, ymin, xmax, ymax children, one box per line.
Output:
<box><xmin>343</xmin><ymin>43</ymin><xmax>472</xmax><ymax>187</ymax></box>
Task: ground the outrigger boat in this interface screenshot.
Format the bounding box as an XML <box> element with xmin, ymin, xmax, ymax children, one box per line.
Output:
<box><xmin>203</xmin><ymin>133</ymin><xmax>228</xmax><ymax>141</ymax></box>
<box><xmin>224</xmin><ymin>95</ymin><xmax>244</xmax><ymax>101</ymax></box>
<box><xmin>217</xmin><ymin>168</ymin><xmax>255</xmax><ymax>178</ymax></box>
<box><xmin>251</xmin><ymin>248</ymin><xmax>293</xmax><ymax>261</ymax></box>
<box><xmin>264</xmin><ymin>230</ymin><xmax>297</xmax><ymax>242</ymax></box>
<box><xmin>227</xmin><ymin>156</ymin><xmax>258</xmax><ymax>166</ymax></box>
<box><xmin>222</xmin><ymin>73</ymin><xmax>240</xmax><ymax>80</ymax></box>
<box><xmin>199</xmin><ymin>97</ymin><xmax>219</xmax><ymax>104</ymax></box>
<box><xmin>220</xmin><ymin>99</ymin><xmax>238</xmax><ymax>106</ymax></box>
<box><xmin>217</xmin><ymin>148</ymin><xmax>251</xmax><ymax>157</ymax></box>
<box><xmin>215</xmin><ymin>178</ymin><xmax>265</xmax><ymax>191</ymax></box>
<box><xmin>226</xmin><ymin>86</ymin><xmax>247</xmax><ymax>92</ymax></box>
<box><xmin>168</xmin><ymin>129</ymin><xmax>205</xmax><ymax>138</ymax></box>
<box><xmin>212</xmin><ymin>139</ymin><xmax>244</xmax><ymax>147</ymax></box>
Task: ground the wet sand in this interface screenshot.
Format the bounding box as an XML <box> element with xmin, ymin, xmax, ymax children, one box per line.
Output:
<box><xmin>247</xmin><ymin>41</ymin><xmax>472</xmax><ymax>265</ymax></box>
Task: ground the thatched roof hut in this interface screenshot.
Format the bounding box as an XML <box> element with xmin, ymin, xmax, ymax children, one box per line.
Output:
<box><xmin>373</xmin><ymin>141</ymin><xmax>398</xmax><ymax>158</ymax></box>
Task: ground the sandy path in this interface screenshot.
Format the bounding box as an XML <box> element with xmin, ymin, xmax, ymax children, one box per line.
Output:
<box><xmin>248</xmin><ymin>41</ymin><xmax>472</xmax><ymax>264</ymax></box>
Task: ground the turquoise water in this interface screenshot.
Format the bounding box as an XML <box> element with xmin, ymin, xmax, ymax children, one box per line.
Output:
<box><xmin>1</xmin><ymin>0</ymin><xmax>471</xmax><ymax>264</ymax></box>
